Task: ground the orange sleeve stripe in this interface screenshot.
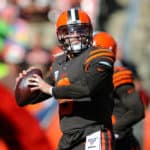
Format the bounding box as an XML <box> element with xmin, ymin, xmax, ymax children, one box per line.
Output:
<box><xmin>113</xmin><ymin>79</ymin><xmax>133</xmax><ymax>88</ymax></box>
<box><xmin>85</xmin><ymin>52</ymin><xmax>115</xmax><ymax>65</ymax></box>
<box><xmin>90</xmin><ymin>48</ymin><xmax>111</xmax><ymax>55</ymax></box>
<box><xmin>113</xmin><ymin>70</ymin><xmax>133</xmax><ymax>78</ymax></box>
<box><xmin>113</xmin><ymin>73</ymin><xmax>133</xmax><ymax>82</ymax></box>
<box><xmin>113</xmin><ymin>77</ymin><xmax>133</xmax><ymax>86</ymax></box>
<box><xmin>113</xmin><ymin>74</ymin><xmax>133</xmax><ymax>82</ymax></box>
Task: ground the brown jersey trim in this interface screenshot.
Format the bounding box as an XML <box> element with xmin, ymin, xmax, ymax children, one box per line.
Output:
<box><xmin>89</xmin><ymin>48</ymin><xmax>111</xmax><ymax>55</ymax></box>
<box><xmin>113</xmin><ymin>70</ymin><xmax>132</xmax><ymax>78</ymax></box>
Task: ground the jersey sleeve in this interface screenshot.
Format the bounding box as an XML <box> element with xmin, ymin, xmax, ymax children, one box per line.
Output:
<box><xmin>113</xmin><ymin>67</ymin><xmax>145</xmax><ymax>132</ymax></box>
<box><xmin>52</xmin><ymin>48</ymin><xmax>115</xmax><ymax>99</ymax></box>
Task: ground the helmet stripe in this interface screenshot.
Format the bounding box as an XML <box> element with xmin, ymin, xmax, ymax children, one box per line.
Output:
<box><xmin>68</xmin><ymin>8</ymin><xmax>79</xmax><ymax>23</ymax></box>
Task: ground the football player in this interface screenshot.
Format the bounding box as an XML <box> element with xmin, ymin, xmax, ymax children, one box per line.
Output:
<box><xmin>16</xmin><ymin>9</ymin><xmax>115</xmax><ymax>150</ymax></box>
<box><xmin>93</xmin><ymin>31</ymin><xmax>145</xmax><ymax>150</ymax></box>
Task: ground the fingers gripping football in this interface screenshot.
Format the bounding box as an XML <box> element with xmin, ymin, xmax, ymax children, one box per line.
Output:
<box><xmin>28</xmin><ymin>74</ymin><xmax>51</xmax><ymax>95</ymax></box>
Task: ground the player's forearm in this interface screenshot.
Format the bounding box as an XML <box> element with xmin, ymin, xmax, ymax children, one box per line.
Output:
<box><xmin>113</xmin><ymin>109</ymin><xmax>144</xmax><ymax>131</ymax></box>
<box><xmin>52</xmin><ymin>83</ymin><xmax>90</xmax><ymax>99</ymax></box>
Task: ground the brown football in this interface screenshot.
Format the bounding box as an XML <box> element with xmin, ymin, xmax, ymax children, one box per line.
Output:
<box><xmin>15</xmin><ymin>68</ymin><xmax>43</xmax><ymax>106</ymax></box>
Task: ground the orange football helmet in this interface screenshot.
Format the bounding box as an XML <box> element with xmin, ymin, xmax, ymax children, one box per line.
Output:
<box><xmin>56</xmin><ymin>8</ymin><xmax>93</xmax><ymax>54</ymax></box>
<box><xmin>93</xmin><ymin>32</ymin><xmax>117</xmax><ymax>56</ymax></box>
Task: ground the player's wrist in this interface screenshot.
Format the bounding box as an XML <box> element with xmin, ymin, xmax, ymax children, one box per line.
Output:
<box><xmin>49</xmin><ymin>86</ymin><xmax>53</xmax><ymax>96</ymax></box>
